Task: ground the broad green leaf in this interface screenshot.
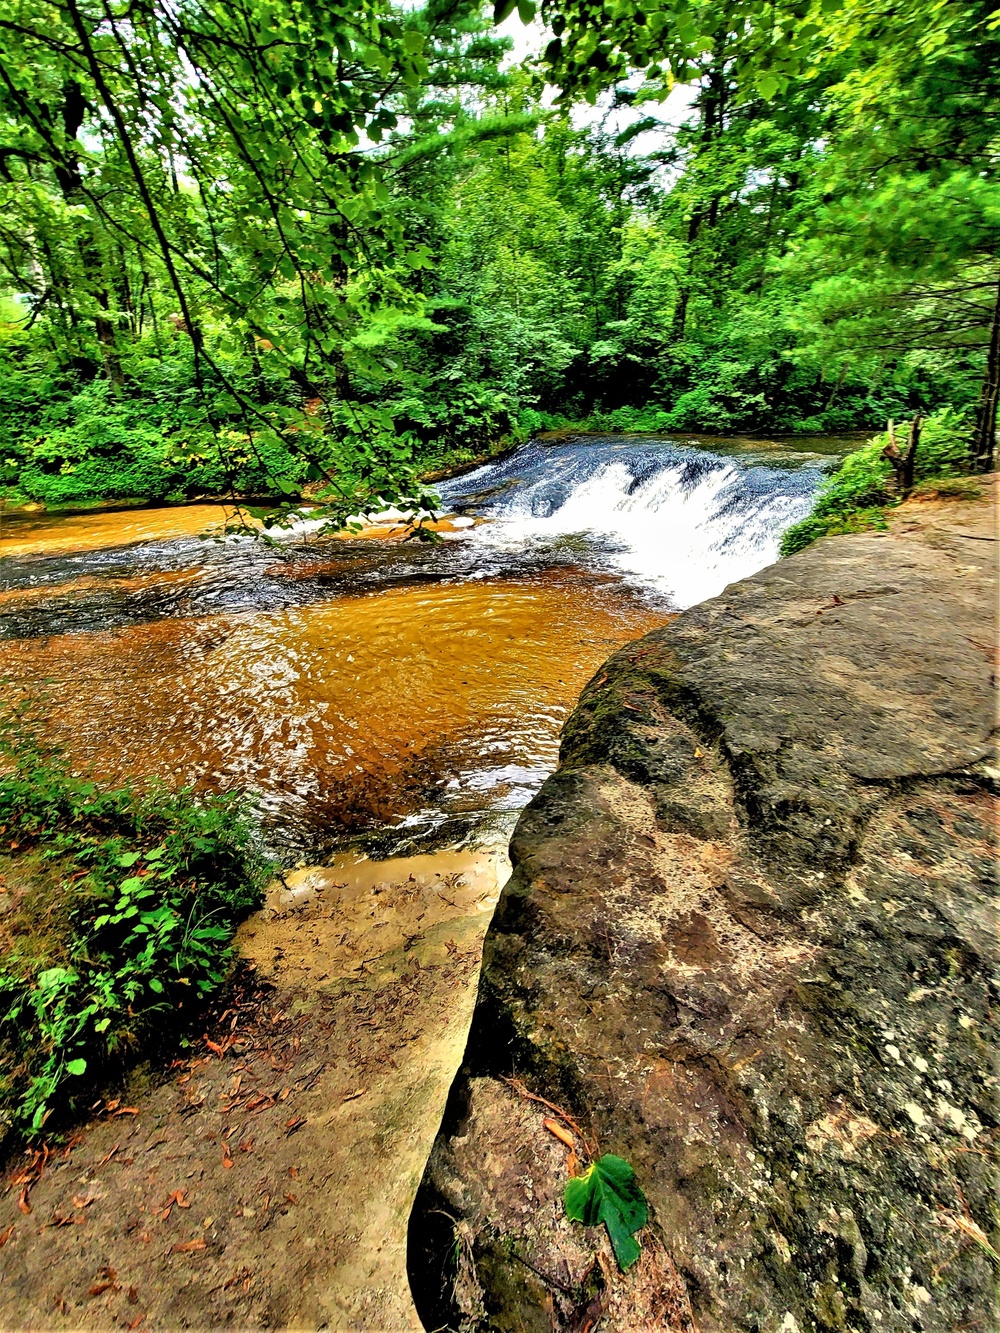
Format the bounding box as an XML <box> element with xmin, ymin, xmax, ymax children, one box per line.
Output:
<box><xmin>564</xmin><ymin>1153</ymin><xmax>648</xmax><ymax>1271</ymax></box>
<box><xmin>758</xmin><ymin>73</ymin><xmax>780</xmax><ymax>100</ymax></box>
<box><xmin>66</xmin><ymin>1058</ymin><xmax>87</xmax><ymax>1076</ymax></box>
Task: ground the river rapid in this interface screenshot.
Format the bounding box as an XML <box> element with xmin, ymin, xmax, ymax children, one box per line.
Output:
<box><xmin>1</xmin><ymin>432</ymin><xmax>839</xmax><ymax>861</ymax></box>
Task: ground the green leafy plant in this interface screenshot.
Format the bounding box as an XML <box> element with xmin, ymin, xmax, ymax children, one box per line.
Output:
<box><xmin>564</xmin><ymin>1153</ymin><xmax>648</xmax><ymax>1271</ymax></box>
<box><xmin>780</xmin><ymin>407</ymin><xmax>976</xmax><ymax>556</ymax></box>
<box><xmin>0</xmin><ymin>697</ymin><xmax>271</xmax><ymax>1140</ymax></box>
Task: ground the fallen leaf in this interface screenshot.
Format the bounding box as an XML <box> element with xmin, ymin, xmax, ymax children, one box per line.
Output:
<box><xmin>341</xmin><ymin>1088</ymin><xmax>366</xmax><ymax>1102</ymax></box>
<box><xmin>222</xmin><ymin>1267</ymin><xmax>253</xmax><ymax>1290</ymax></box>
<box><xmin>126</xmin><ymin>1315</ymin><xmax>146</xmax><ymax>1330</ymax></box>
<box><xmin>221</xmin><ymin>1144</ymin><xmax>234</xmax><ymax>1169</ymax></box>
<box><xmin>72</xmin><ymin>1195</ymin><xmax>95</xmax><ymax>1209</ymax></box>
<box><xmin>17</xmin><ymin>1188</ymin><xmax>31</xmax><ymax>1215</ymax></box>
<box><xmin>97</xmin><ymin>1144</ymin><xmax>120</xmax><ymax>1167</ymax></box>
<box><xmin>127</xmin><ymin>1286</ymin><xmax>139</xmax><ymax>1305</ymax></box>
<box><xmin>0</xmin><ymin>1224</ymin><xmax>15</xmax><ymax>1246</ymax></box>
<box><xmin>284</xmin><ymin>1116</ymin><xmax>306</xmax><ymax>1135</ymax></box>
<box><xmin>565</xmin><ymin>1154</ymin><xmax>648</xmax><ymax>1272</ymax></box>
<box><xmin>239</xmin><ymin>1138</ymin><xmax>254</xmax><ymax>1154</ymax></box>
<box><xmin>112</xmin><ymin>1107</ymin><xmax>139</xmax><ymax>1117</ymax></box>
<box><xmin>89</xmin><ymin>1268</ymin><xmax>119</xmax><ymax>1297</ymax></box>
<box><xmin>159</xmin><ymin>1188</ymin><xmax>190</xmax><ymax>1218</ymax></box>
<box><xmin>204</xmin><ymin>1035</ymin><xmax>226</xmax><ymax>1058</ymax></box>
<box><xmin>170</xmin><ymin>1238</ymin><xmax>206</xmax><ymax>1253</ymax></box>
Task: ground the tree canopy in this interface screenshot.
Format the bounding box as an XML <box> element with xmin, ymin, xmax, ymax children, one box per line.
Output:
<box><xmin>0</xmin><ymin>0</ymin><xmax>996</xmax><ymax>516</ymax></box>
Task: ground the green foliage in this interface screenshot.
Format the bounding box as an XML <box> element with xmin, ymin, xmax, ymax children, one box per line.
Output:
<box><xmin>0</xmin><ymin>699</ymin><xmax>270</xmax><ymax>1139</ymax></box>
<box><xmin>779</xmin><ymin>408</ymin><xmax>974</xmax><ymax>555</ymax></box>
<box><xmin>564</xmin><ymin>1153</ymin><xmax>648</xmax><ymax>1271</ymax></box>
<box><xmin>0</xmin><ymin>0</ymin><xmax>995</xmax><ymax>507</ymax></box>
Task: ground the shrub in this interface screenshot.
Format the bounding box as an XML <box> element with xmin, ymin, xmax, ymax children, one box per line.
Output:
<box><xmin>0</xmin><ymin>699</ymin><xmax>270</xmax><ymax>1140</ymax></box>
<box><xmin>780</xmin><ymin>407</ymin><xmax>974</xmax><ymax>555</ymax></box>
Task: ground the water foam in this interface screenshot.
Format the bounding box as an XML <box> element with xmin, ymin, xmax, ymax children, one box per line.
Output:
<box><xmin>442</xmin><ymin>438</ymin><xmax>822</xmax><ymax>607</ymax></box>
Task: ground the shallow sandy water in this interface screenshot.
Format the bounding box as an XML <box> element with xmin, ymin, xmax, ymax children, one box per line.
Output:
<box><xmin>3</xmin><ymin>568</ymin><xmax>667</xmax><ymax>851</ymax></box>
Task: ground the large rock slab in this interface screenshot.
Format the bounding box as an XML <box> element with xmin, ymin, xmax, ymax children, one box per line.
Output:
<box><xmin>412</xmin><ymin>486</ymin><xmax>998</xmax><ymax>1333</ymax></box>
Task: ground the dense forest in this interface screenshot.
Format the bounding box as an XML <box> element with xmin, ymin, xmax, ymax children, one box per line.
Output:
<box><xmin>0</xmin><ymin>0</ymin><xmax>997</xmax><ymax>520</ymax></box>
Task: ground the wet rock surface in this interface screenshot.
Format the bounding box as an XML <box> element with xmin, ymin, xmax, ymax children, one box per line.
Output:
<box><xmin>413</xmin><ymin>485</ymin><xmax>998</xmax><ymax>1333</ymax></box>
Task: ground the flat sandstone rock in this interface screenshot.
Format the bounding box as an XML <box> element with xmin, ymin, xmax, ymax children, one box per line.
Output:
<box><xmin>413</xmin><ymin>481</ymin><xmax>998</xmax><ymax>1333</ymax></box>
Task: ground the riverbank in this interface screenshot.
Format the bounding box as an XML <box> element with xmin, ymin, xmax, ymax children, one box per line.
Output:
<box><xmin>414</xmin><ymin>479</ymin><xmax>998</xmax><ymax>1332</ymax></box>
<box><xmin>2</xmin><ymin>440</ymin><xmax>982</xmax><ymax>1330</ymax></box>
<box><xmin>0</xmin><ymin>841</ymin><xmax>507</xmax><ymax>1330</ymax></box>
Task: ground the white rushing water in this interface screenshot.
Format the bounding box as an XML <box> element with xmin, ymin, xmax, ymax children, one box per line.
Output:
<box><xmin>440</xmin><ymin>436</ymin><xmax>826</xmax><ymax>608</ymax></box>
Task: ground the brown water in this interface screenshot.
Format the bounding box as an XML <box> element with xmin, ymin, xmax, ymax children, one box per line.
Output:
<box><xmin>0</xmin><ymin>436</ymin><xmax>831</xmax><ymax>1328</ymax></box>
<box><xmin>1</xmin><ymin>513</ymin><xmax>666</xmax><ymax>854</ymax></box>
<box><xmin>1</xmin><ymin>434</ymin><xmax>835</xmax><ymax>855</ymax></box>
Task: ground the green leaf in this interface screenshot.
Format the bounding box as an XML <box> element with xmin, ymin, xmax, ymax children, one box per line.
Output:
<box><xmin>118</xmin><ymin>851</ymin><xmax>142</xmax><ymax>867</ymax></box>
<box><xmin>493</xmin><ymin>0</ymin><xmax>517</xmax><ymax>22</ymax></box>
<box><xmin>66</xmin><ymin>1058</ymin><xmax>87</xmax><ymax>1076</ymax></box>
<box><xmin>564</xmin><ymin>1153</ymin><xmax>648</xmax><ymax>1271</ymax></box>
<box><xmin>517</xmin><ymin>0</ymin><xmax>536</xmax><ymax>21</ymax></box>
<box><xmin>758</xmin><ymin>73</ymin><xmax>779</xmax><ymax>100</ymax></box>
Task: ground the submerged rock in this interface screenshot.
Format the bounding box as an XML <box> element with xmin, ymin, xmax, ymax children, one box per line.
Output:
<box><xmin>411</xmin><ymin>486</ymin><xmax>998</xmax><ymax>1332</ymax></box>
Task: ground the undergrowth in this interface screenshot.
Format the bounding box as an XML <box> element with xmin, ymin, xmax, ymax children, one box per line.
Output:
<box><xmin>0</xmin><ymin>698</ymin><xmax>270</xmax><ymax>1143</ymax></box>
<box><xmin>780</xmin><ymin>408</ymin><xmax>978</xmax><ymax>556</ymax></box>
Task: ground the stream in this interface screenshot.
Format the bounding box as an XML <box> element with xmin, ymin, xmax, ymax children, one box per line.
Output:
<box><xmin>0</xmin><ymin>431</ymin><xmax>842</xmax><ymax>1328</ymax></box>
<box><xmin>1</xmin><ymin>432</ymin><xmax>837</xmax><ymax>860</ymax></box>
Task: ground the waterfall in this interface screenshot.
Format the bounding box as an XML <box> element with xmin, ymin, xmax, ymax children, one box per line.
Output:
<box><xmin>440</xmin><ymin>436</ymin><xmax>825</xmax><ymax>607</ymax></box>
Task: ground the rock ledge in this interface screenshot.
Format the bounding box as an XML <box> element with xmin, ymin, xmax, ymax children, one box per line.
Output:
<box><xmin>411</xmin><ymin>485</ymin><xmax>998</xmax><ymax>1333</ymax></box>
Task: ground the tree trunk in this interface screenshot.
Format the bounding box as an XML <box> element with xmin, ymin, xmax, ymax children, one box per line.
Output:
<box><xmin>671</xmin><ymin>287</ymin><xmax>690</xmax><ymax>341</ymax></box>
<box><xmin>883</xmin><ymin>415</ymin><xmax>922</xmax><ymax>497</ymax></box>
<box><xmin>972</xmin><ymin>271</ymin><xmax>1000</xmax><ymax>473</ymax></box>
<box><xmin>54</xmin><ymin>81</ymin><xmax>123</xmax><ymax>386</ymax></box>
